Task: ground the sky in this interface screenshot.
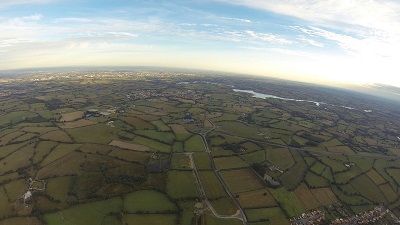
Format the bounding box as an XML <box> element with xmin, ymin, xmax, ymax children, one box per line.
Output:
<box><xmin>1</xmin><ymin>0</ymin><xmax>400</xmax><ymax>86</ymax></box>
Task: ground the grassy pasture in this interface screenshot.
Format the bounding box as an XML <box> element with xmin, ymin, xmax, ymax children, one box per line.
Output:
<box><xmin>0</xmin><ymin>131</ymin><xmax>25</xmax><ymax>146</ymax></box>
<box><xmin>322</xmin><ymin>138</ymin><xmax>343</xmax><ymax>147</ymax></box>
<box><xmin>66</xmin><ymin>123</ymin><xmax>118</xmax><ymax>144</ymax></box>
<box><xmin>214</xmin><ymin>156</ymin><xmax>248</xmax><ymax>170</ymax></box>
<box><xmin>0</xmin><ymin>172</ymin><xmax>19</xmax><ymax>184</ymax></box>
<box><xmin>310</xmin><ymin>188</ymin><xmax>337</xmax><ymax>206</ymax></box>
<box><xmin>217</xmin><ymin>121</ymin><xmax>260</xmax><ymax>139</ymax></box>
<box><xmin>280</xmin><ymin>158</ymin><xmax>308</xmax><ymax>190</ymax></box>
<box><xmin>4</xmin><ymin>179</ymin><xmax>26</xmax><ymax>202</ymax></box>
<box><xmin>166</xmin><ymin>171</ymin><xmax>198</xmax><ymax>199</ymax></box>
<box><xmin>221</xmin><ymin>168</ymin><xmax>264</xmax><ymax>193</ymax></box>
<box><xmin>41</xmin><ymin>130</ymin><xmax>72</xmax><ymax>142</ymax></box>
<box><xmin>327</xmin><ymin>146</ymin><xmax>354</xmax><ymax>154</ymax></box>
<box><xmin>334</xmin><ymin>167</ymin><xmax>363</xmax><ymax>184</ymax></box>
<box><xmin>135</xmin><ymin>130</ymin><xmax>175</xmax><ymax>144</ymax></box>
<box><xmin>109</xmin><ymin>140</ymin><xmax>149</xmax><ymax>152</ymax></box>
<box><xmin>136</xmin><ymin>113</ymin><xmax>162</xmax><ymax>121</ymax></box>
<box><xmin>374</xmin><ymin>159</ymin><xmax>397</xmax><ymax>189</ymax></box>
<box><xmin>184</xmin><ymin>135</ymin><xmax>205</xmax><ymax>152</ymax></box>
<box><xmin>245</xmin><ymin>207</ymin><xmax>289</xmax><ymax>225</ymax></box>
<box><xmin>379</xmin><ymin>183</ymin><xmax>398</xmax><ymax>203</ymax></box>
<box><xmin>123</xmin><ymin>116</ymin><xmax>154</xmax><ymax>129</ymax></box>
<box><xmin>170</xmin><ymin>124</ymin><xmax>191</xmax><ymax>141</ymax></box>
<box><xmin>348</xmin><ymin>156</ymin><xmax>374</xmax><ymax>172</ymax></box>
<box><xmin>238</xmin><ymin>189</ymin><xmax>276</xmax><ymax>208</ymax></box>
<box><xmin>204</xmin><ymin>214</ymin><xmax>243</xmax><ymax>225</ymax></box>
<box><xmin>177</xmin><ymin>201</ymin><xmax>195</xmax><ymax>225</ymax></box>
<box><xmin>79</xmin><ymin>143</ymin><xmax>114</xmax><ymax>155</ymax></box>
<box><xmin>387</xmin><ymin>168</ymin><xmax>400</xmax><ymax>185</ymax></box>
<box><xmin>108</xmin><ymin>148</ymin><xmax>149</xmax><ymax>163</ymax></box>
<box><xmin>0</xmin><ymin>217</ymin><xmax>42</xmax><ymax>225</ymax></box>
<box><xmin>124</xmin><ymin>190</ymin><xmax>177</xmax><ymax>213</ymax></box>
<box><xmin>123</xmin><ymin>214</ymin><xmax>177</xmax><ymax>225</ymax></box>
<box><xmin>21</xmin><ymin>126</ymin><xmax>58</xmax><ymax>134</ymax></box>
<box><xmin>10</xmin><ymin>132</ymin><xmax>37</xmax><ymax>143</ymax></box>
<box><xmin>171</xmin><ymin>154</ymin><xmax>191</xmax><ymax>170</ymax></box>
<box><xmin>269</xmin><ymin>120</ymin><xmax>304</xmax><ymax>133</ymax></box>
<box><xmin>241</xmin><ymin>141</ymin><xmax>262</xmax><ymax>152</ymax></box>
<box><xmin>318</xmin><ymin>156</ymin><xmax>347</xmax><ymax>173</ymax></box>
<box><xmin>266</xmin><ymin>148</ymin><xmax>294</xmax><ymax>171</ymax></box>
<box><xmin>294</xmin><ymin>183</ymin><xmax>320</xmax><ymax>210</ymax></box>
<box><xmin>43</xmin><ymin>197</ymin><xmax>123</xmax><ymax>225</ymax></box>
<box><xmin>151</xmin><ymin>120</ymin><xmax>170</xmax><ymax>131</ymax></box>
<box><xmin>60</xmin><ymin>119</ymin><xmax>97</xmax><ymax>129</ymax></box>
<box><xmin>46</xmin><ymin>176</ymin><xmax>72</xmax><ymax>202</ymax></box>
<box><xmin>61</xmin><ymin>111</ymin><xmax>83</xmax><ymax>122</ymax></box>
<box><xmin>210</xmin><ymin>197</ymin><xmax>238</xmax><ymax>215</ymax></box>
<box><xmin>331</xmin><ymin>186</ymin><xmax>370</xmax><ymax>205</ymax></box>
<box><xmin>37</xmin><ymin>152</ymin><xmax>85</xmax><ymax>178</ymax></box>
<box><xmin>350</xmin><ymin>174</ymin><xmax>386</xmax><ymax>203</ymax></box>
<box><xmin>193</xmin><ymin>152</ymin><xmax>211</xmax><ymax>170</ymax></box>
<box><xmin>0</xmin><ymin>111</ymin><xmax>37</xmax><ymax>127</ymax></box>
<box><xmin>133</xmin><ymin>136</ymin><xmax>171</xmax><ymax>153</ymax></box>
<box><xmin>0</xmin><ymin>186</ymin><xmax>15</xmax><ymax>218</ymax></box>
<box><xmin>321</xmin><ymin>168</ymin><xmax>334</xmax><ymax>182</ymax></box>
<box><xmin>310</xmin><ymin>162</ymin><xmax>326</xmax><ymax>175</ymax></box>
<box><xmin>212</xmin><ymin>112</ymin><xmax>240</xmax><ymax>122</ymax></box>
<box><xmin>40</xmin><ymin>143</ymin><xmax>81</xmax><ymax>166</ymax></box>
<box><xmin>172</xmin><ymin>142</ymin><xmax>183</xmax><ymax>152</ymax></box>
<box><xmin>269</xmin><ymin>187</ymin><xmax>305</xmax><ymax>218</ymax></box>
<box><xmin>0</xmin><ymin>144</ymin><xmax>34</xmax><ymax>173</ymax></box>
<box><xmin>198</xmin><ymin>170</ymin><xmax>226</xmax><ymax>199</ymax></box>
<box><xmin>241</xmin><ymin>150</ymin><xmax>266</xmax><ymax>164</ymax></box>
<box><xmin>0</xmin><ymin>142</ymin><xmax>28</xmax><ymax>159</ymax></box>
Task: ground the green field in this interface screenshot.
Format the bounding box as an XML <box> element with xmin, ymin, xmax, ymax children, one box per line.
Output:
<box><xmin>124</xmin><ymin>190</ymin><xmax>177</xmax><ymax>213</ymax></box>
<box><xmin>166</xmin><ymin>171</ymin><xmax>198</xmax><ymax>199</ymax></box>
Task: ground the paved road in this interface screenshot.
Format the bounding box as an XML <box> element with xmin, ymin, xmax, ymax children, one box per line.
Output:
<box><xmin>196</xmin><ymin>119</ymin><xmax>248</xmax><ymax>225</ymax></box>
<box><xmin>187</xmin><ymin>152</ymin><xmax>244</xmax><ymax>221</ymax></box>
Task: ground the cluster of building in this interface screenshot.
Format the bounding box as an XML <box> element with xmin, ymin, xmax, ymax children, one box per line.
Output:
<box><xmin>263</xmin><ymin>173</ymin><xmax>280</xmax><ymax>187</ymax></box>
<box><xmin>84</xmin><ymin>108</ymin><xmax>116</xmax><ymax>118</ymax></box>
<box><xmin>344</xmin><ymin>162</ymin><xmax>355</xmax><ymax>168</ymax></box>
<box><xmin>330</xmin><ymin>206</ymin><xmax>392</xmax><ymax>225</ymax></box>
<box><xmin>0</xmin><ymin>90</ymin><xmax>12</xmax><ymax>97</ymax></box>
<box><xmin>20</xmin><ymin>178</ymin><xmax>46</xmax><ymax>207</ymax></box>
<box><xmin>167</xmin><ymin>89</ymin><xmax>202</xmax><ymax>102</ymax></box>
<box><xmin>28</xmin><ymin>71</ymin><xmax>193</xmax><ymax>82</ymax></box>
<box><xmin>269</xmin><ymin>165</ymin><xmax>283</xmax><ymax>173</ymax></box>
<box><xmin>126</xmin><ymin>90</ymin><xmax>163</xmax><ymax>100</ymax></box>
<box><xmin>291</xmin><ymin>210</ymin><xmax>325</xmax><ymax>225</ymax></box>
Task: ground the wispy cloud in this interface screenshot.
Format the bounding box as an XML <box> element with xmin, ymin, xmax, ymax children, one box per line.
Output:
<box><xmin>0</xmin><ymin>0</ymin><xmax>55</xmax><ymax>9</ymax></box>
<box><xmin>245</xmin><ymin>30</ymin><xmax>292</xmax><ymax>45</ymax></box>
<box><xmin>297</xmin><ymin>36</ymin><xmax>324</xmax><ymax>48</ymax></box>
<box><xmin>292</xmin><ymin>25</ymin><xmax>400</xmax><ymax>59</ymax></box>
<box><xmin>216</xmin><ymin>0</ymin><xmax>400</xmax><ymax>55</ymax></box>
<box><xmin>214</xmin><ymin>0</ymin><xmax>400</xmax><ymax>32</ymax></box>
<box><xmin>218</xmin><ymin>16</ymin><xmax>252</xmax><ymax>23</ymax></box>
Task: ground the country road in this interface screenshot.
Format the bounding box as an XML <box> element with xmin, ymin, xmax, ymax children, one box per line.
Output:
<box><xmin>187</xmin><ymin>152</ymin><xmax>244</xmax><ymax>221</ymax></box>
<box><xmin>195</xmin><ymin>118</ymin><xmax>248</xmax><ymax>225</ymax></box>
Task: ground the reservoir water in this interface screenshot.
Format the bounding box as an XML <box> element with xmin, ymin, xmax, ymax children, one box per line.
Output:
<box><xmin>233</xmin><ymin>89</ymin><xmax>372</xmax><ymax>112</ymax></box>
<box><xmin>233</xmin><ymin>89</ymin><xmax>323</xmax><ymax>106</ymax></box>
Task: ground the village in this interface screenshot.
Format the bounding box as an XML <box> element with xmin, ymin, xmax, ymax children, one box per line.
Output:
<box><xmin>290</xmin><ymin>206</ymin><xmax>400</xmax><ymax>225</ymax></box>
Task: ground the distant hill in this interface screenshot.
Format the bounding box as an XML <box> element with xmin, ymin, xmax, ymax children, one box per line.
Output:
<box><xmin>353</xmin><ymin>84</ymin><xmax>400</xmax><ymax>104</ymax></box>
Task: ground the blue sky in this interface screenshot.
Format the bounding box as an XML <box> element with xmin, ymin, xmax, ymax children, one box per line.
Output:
<box><xmin>1</xmin><ymin>0</ymin><xmax>400</xmax><ymax>86</ymax></box>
